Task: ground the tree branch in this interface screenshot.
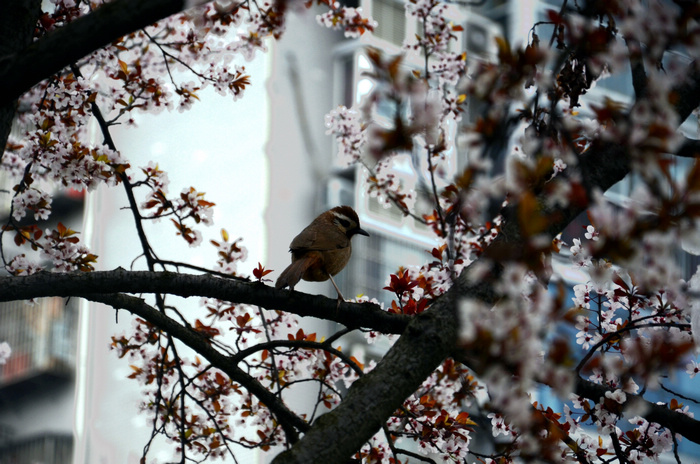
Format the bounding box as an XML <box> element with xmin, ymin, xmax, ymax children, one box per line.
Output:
<box><xmin>675</xmin><ymin>136</ymin><xmax>700</xmax><ymax>159</ymax></box>
<box><xmin>0</xmin><ymin>0</ymin><xmax>188</xmax><ymax>108</ymax></box>
<box><xmin>0</xmin><ymin>0</ymin><xmax>42</xmax><ymax>155</ymax></box>
<box><xmin>625</xmin><ymin>37</ymin><xmax>647</xmax><ymax>100</ymax></box>
<box><xmin>0</xmin><ymin>269</ymin><xmax>408</xmax><ymax>334</ymax></box>
<box><xmin>673</xmin><ymin>61</ymin><xmax>700</xmax><ymax>123</ymax></box>
<box><xmin>574</xmin><ymin>377</ymin><xmax>700</xmax><ymax>445</ymax></box>
<box><xmin>273</xmin><ymin>293</ymin><xmax>461</xmax><ymax>464</ymax></box>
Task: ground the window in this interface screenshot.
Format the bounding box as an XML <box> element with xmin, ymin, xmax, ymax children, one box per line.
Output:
<box><xmin>371</xmin><ymin>0</ymin><xmax>407</xmax><ymax>46</ymax></box>
<box><xmin>0</xmin><ymin>298</ymin><xmax>77</xmax><ymax>386</ymax></box>
<box><xmin>337</xmin><ymin>230</ymin><xmax>429</xmax><ymax>307</ymax></box>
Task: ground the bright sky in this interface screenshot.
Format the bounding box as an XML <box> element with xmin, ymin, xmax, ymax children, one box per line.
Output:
<box><xmin>105</xmin><ymin>53</ymin><xmax>271</xmax><ymax>276</ymax></box>
<box><xmin>75</xmin><ymin>47</ymin><xmax>270</xmax><ymax>464</ymax></box>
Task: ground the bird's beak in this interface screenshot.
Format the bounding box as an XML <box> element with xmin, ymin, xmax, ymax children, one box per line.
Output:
<box><xmin>355</xmin><ymin>227</ymin><xmax>370</xmax><ymax>237</ymax></box>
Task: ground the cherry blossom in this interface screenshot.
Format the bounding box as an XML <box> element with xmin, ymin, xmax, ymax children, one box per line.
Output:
<box><xmin>0</xmin><ymin>342</ymin><xmax>11</xmax><ymax>365</ymax></box>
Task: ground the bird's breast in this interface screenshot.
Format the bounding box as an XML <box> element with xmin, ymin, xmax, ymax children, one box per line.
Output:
<box><xmin>321</xmin><ymin>246</ymin><xmax>352</xmax><ymax>276</ymax></box>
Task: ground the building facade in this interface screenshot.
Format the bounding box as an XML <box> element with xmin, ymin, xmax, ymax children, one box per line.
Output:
<box><xmin>0</xmin><ymin>118</ymin><xmax>84</xmax><ymax>463</ymax></box>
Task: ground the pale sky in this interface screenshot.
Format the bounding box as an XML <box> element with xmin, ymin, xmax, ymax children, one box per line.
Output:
<box><xmin>104</xmin><ymin>52</ymin><xmax>271</xmax><ymax>276</ymax></box>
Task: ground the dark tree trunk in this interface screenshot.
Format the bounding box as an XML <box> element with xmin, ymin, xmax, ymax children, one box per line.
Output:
<box><xmin>0</xmin><ymin>0</ymin><xmax>41</xmax><ymax>153</ymax></box>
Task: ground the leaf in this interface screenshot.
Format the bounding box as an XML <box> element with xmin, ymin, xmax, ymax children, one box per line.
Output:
<box><xmin>349</xmin><ymin>356</ymin><xmax>364</xmax><ymax>371</ymax></box>
<box><xmin>236</xmin><ymin>313</ymin><xmax>251</xmax><ymax>327</ymax></box>
<box><xmin>253</xmin><ymin>262</ymin><xmax>273</xmax><ymax>281</ymax></box>
<box><xmin>612</xmin><ymin>272</ymin><xmax>630</xmax><ymax>292</ymax></box>
<box><xmin>495</xmin><ymin>36</ymin><xmax>511</xmax><ymax>62</ymax></box>
<box><xmin>517</xmin><ymin>191</ymin><xmax>547</xmax><ymax>236</ymax></box>
<box><xmin>194</xmin><ymin>319</ymin><xmax>220</xmax><ymax>338</ymax></box>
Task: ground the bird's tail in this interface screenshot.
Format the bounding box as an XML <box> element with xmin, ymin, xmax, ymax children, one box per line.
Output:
<box><xmin>275</xmin><ymin>257</ymin><xmax>313</xmax><ymax>290</ymax></box>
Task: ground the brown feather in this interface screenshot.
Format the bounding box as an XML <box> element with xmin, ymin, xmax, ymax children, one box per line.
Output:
<box><xmin>289</xmin><ymin>216</ymin><xmax>349</xmax><ymax>251</ymax></box>
<box><xmin>275</xmin><ymin>253</ymin><xmax>322</xmax><ymax>289</ymax></box>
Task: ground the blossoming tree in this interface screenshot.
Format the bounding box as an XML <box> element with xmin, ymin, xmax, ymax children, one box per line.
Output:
<box><xmin>1</xmin><ymin>0</ymin><xmax>700</xmax><ymax>462</ymax></box>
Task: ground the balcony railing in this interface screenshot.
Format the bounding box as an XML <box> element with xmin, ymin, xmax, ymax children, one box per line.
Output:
<box><xmin>0</xmin><ymin>298</ymin><xmax>77</xmax><ymax>387</ymax></box>
<box><xmin>0</xmin><ymin>433</ymin><xmax>73</xmax><ymax>464</ymax></box>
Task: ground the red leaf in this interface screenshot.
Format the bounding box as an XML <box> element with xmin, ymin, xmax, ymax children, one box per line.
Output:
<box><xmin>253</xmin><ymin>262</ymin><xmax>273</xmax><ymax>281</ymax></box>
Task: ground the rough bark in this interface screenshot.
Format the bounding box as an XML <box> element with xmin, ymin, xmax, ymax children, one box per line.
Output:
<box><xmin>0</xmin><ymin>0</ymin><xmax>188</xmax><ymax>109</ymax></box>
<box><xmin>0</xmin><ymin>0</ymin><xmax>42</xmax><ymax>154</ymax></box>
<box><xmin>0</xmin><ymin>270</ymin><xmax>407</xmax><ymax>333</ymax></box>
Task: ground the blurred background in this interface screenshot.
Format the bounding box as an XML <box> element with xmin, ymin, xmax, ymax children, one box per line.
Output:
<box><xmin>1</xmin><ymin>0</ymin><xmax>699</xmax><ymax>462</ymax></box>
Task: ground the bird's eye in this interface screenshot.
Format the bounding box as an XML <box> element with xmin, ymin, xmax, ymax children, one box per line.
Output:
<box><xmin>338</xmin><ymin>218</ymin><xmax>351</xmax><ymax>228</ymax></box>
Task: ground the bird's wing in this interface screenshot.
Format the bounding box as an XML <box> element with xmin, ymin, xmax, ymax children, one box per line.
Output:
<box><xmin>289</xmin><ymin>221</ymin><xmax>349</xmax><ymax>251</ymax></box>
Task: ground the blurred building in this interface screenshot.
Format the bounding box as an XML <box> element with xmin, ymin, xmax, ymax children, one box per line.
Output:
<box><xmin>0</xmin><ymin>114</ymin><xmax>84</xmax><ymax>463</ymax></box>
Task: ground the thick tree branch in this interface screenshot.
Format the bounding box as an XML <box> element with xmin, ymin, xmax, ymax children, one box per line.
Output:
<box><xmin>0</xmin><ymin>0</ymin><xmax>188</xmax><ymax>109</ymax></box>
<box><xmin>273</xmin><ymin>293</ymin><xmax>461</xmax><ymax>464</ymax></box>
<box><xmin>675</xmin><ymin>137</ymin><xmax>700</xmax><ymax>159</ymax></box>
<box><xmin>0</xmin><ymin>0</ymin><xmax>42</xmax><ymax>154</ymax></box>
<box><xmin>673</xmin><ymin>61</ymin><xmax>700</xmax><ymax>123</ymax></box>
<box><xmin>573</xmin><ymin>377</ymin><xmax>700</xmax><ymax>444</ymax></box>
<box><xmin>625</xmin><ymin>38</ymin><xmax>647</xmax><ymax>100</ymax></box>
<box><xmin>0</xmin><ymin>270</ymin><xmax>408</xmax><ymax>334</ymax></box>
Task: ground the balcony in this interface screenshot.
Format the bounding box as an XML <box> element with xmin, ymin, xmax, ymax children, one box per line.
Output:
<box><xmin>0</xmin><ymin>433</ymin><xmax>73</xmax><ymax>464</ymax></box>
<box><xmin>0</xmin><ymin>298</ymin><xmax>77</xmax><ymax>393</ymax></box>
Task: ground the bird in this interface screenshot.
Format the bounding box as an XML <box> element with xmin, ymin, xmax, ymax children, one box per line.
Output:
<box><xmin>275</xmin><ymin>205</ymin><xmax>369</xmax><ymax>301</ymax></box>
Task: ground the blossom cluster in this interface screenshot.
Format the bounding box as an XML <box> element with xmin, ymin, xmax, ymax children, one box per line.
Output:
<box><xmin>113</xmin><ymin>296</ymin><xmax>367</xmax><ymax>459</ymax></box>
<box><xmin>0</xmin><ymin>341</ymin><xmax>11</xmax><ymax>365</ymax></box>
<box><xmin>209</xmin><ymin>228</ymin><xmax>248</xmax><ymax>276</ymax></box>
<box><xmin>316</xmin><ymin>3</ymin><xmax>377</xmax><ymax>39</ymax></box>
<box><xmin>137</xmin><ymin>162</ymin><xmax>215</xmax><ymax>247</ymax></box>
<box><xmin>325</xmin><ymin>105</ymin><xmax>367</xmax><ymax>165</ymax></box>
<box><xmin>3</xmin><ymin>222</ymin><xmax>95</xmax><ymax>274</ymax></box>
<box><xmin>386</xmin><ymin>359</ymin><xmax>477</xmax><ymax>461</ymax></box>
<box><xmin>404</xmin><ymin>0</ymin><xmax>454</xmax><ymax>57</ymax></box>
<box><xmin>5</xmin><ymin>73</ymin><xmax>128</xmax><ymax>196</ymax></box>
